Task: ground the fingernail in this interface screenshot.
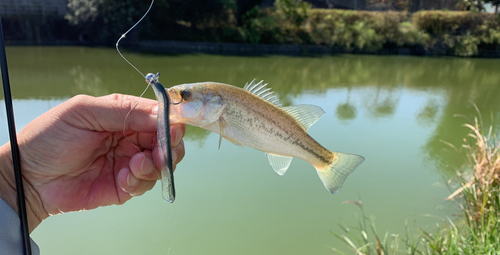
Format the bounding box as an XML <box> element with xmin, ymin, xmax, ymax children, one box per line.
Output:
<box><xmin>139</xmin><ymin>155</ymin><xmax>153</xmax><ymax>175</ymax></box>
<box><xmin>127</xmin><ymin>173</ymin><xmax>139</xmax><ymax>187</ymax></box>
<box><xmin>152</xmin><ymin>105</ymin><xmax>158</xmax><ymax>115</ymax></box>
<box><xmin>173</xmin><ymin>129</ymin><xmax>183</xmax><ymax>147</ymax></box>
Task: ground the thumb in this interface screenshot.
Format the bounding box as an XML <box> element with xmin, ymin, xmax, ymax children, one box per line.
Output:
<box><xmin>61</xmin><ymin>94</ymin><xmax>158</xmax><ymax>133</ymax></box>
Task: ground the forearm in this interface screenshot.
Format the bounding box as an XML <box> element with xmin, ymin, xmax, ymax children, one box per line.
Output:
<box><xmin>0</xmin><ymin>143</ymin><xmax>17</xmax><ymax>214</ymax></box>
<box><xmin>0</xmin><ymin>143</ymin><xmax>45</xmax><ymax>232</ymax></box>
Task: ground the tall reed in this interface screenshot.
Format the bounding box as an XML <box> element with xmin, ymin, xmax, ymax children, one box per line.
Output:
<box><xmin>332</xmin><ymin>112</ymin><xmax>500</xmax><ymax>254</ymax></box>
<box><xmin>425</xmin><ymin>113</ymin><xmax>500</xmax><ymax>254</ymax></box>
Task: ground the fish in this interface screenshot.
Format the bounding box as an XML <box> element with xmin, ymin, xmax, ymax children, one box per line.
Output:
<box><xmin>167</xmin><ymin>80</ymin><xmax>364</xmax><ymax>194</ymax></box>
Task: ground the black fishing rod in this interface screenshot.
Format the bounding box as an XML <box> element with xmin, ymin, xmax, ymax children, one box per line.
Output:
<box><xmin>0</xmin><ymin>17</ymin><xmax>32</xmax><ymax>255</ymax></box>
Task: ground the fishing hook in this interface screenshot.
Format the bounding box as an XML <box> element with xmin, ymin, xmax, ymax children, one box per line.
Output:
<box><xmin>118</xmin><ymin>1</ymin><xmax>179</xmax><ymax>203</ymax></box>
<box><xmin>145</xmin><ymin>73</ymin><xmax>183</xmax><ymax>105</ymax></box>
<box><xmin>171</xmin><ymin>99</ymin><xmax>183</xmax><ymax>105</ymax></box>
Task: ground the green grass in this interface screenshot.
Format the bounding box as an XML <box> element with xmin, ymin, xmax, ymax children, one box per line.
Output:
<box><xmin>332</xmin><ymin>112</ymin><xmax>500</xmax><ymax>254</ymax></box>
<box><xmin>331</xmin><ymin>201</ymin><xmax>423</xmax><ymax>255</ymax></box>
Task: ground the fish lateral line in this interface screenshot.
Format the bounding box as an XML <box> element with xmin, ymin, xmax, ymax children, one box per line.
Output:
<box><xmin>166</xmin><ymin>80</ymin><xmax>365</xmax><ymax>194</ymax></box>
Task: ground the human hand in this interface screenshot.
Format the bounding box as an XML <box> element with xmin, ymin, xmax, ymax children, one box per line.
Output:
<box><xmin>0</xmin><ymin>94</ymin><xmax>185</xmax><ymax>232</ymax></box>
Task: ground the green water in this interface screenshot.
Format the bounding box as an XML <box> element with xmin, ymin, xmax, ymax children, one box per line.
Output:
<box><xmin>2</xmin><ymin>46</ymin><xmax>500</xmax><ymax>254</ymax></box>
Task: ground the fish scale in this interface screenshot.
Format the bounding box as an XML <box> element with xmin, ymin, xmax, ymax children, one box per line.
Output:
<box><xmin>167</xmin><ymin>80</ymin><xmax>365</xmax><ymax>194</ymax></box>
<box><xmin>215</xmin><ymin>89</ymin><xmax>314</xmax><ymax>157</ymax></box>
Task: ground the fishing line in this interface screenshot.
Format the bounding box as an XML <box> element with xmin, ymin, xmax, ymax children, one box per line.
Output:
<box><xmin>117</xmin><ymin>0</ymin><xmax>155</xmax><ymax>153</ymax></box>
<box><xmin>121</xmin><ymin>84</ymin><xmax>150</xmax><ymax>153</ymax></box>
<box><xmin>115</xmin><ymin>1</ymin><xmax>179</xmax><ymax>250</ymax></box>
<box><xmin>0</xmin><ymin>17</ymin><xmax>32</xmax><ymax>255</ymax></box>
<box><xmin>165</xmin><ymin>204</ymin><xmax>177</xmax><ymax>255</ymax></box>
<box><xmin>115</xmin><ymin>0</ymin><xmax>155</xmax><ymax>79</ymax></box>
<box><xmin>116</xmin><ymin>0</ymin><xmax>177</xmax><ymax>203</ymax></box>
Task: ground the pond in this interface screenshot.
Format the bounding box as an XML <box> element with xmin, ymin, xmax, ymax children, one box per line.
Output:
<box><xmin>2</xmin><ymin>46</ymin><xmax>500</xmax><ymax>254</ymax></box>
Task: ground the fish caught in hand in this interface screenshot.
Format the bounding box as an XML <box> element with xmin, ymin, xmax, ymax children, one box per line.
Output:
<box><xmin>167</xmin><ymin>80</ymin><xmax>364</xmax><ymax>194</ymax></box>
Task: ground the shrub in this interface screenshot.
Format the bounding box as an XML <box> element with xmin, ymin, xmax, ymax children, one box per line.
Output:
<box><xmin>308</xmin><ymin>10</ymin><xmax>411</xmax><ymax>52</ymax></box>
<box><xmin>275</xmin><ymin>0</ymin><xmax>312</xmax><ymax>28</ymax></box>
<box><xmin>64</xmin><ymin>0</ymin><xmax>500</xmax><ymax>56</ymax></box>
<box><xmin>412</xmin><ymin>11</ymin><xmax>500</xmax><ymax>56</ymax></box>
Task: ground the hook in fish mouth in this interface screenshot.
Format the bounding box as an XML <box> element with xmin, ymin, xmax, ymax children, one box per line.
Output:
<box><xmin>171</xmin><ymin>99</ymin><xmax>183</xmax><ymax>105</ymax></box>
<box><xmin>168</xmin><ymin>88</ymin><xmax>190</xmax><ymax>105</ymax></box>
<box><xmin>146</xmin><ymin>73</ymin><xmax>182</xmax><ymax>105</ymax></box>
<box><xmin>167</xmin><ymin>90</ymin><xmax>183</xmax><ymax>105</ymax></box>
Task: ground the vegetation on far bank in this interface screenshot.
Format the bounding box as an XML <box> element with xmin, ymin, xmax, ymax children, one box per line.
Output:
<box><xmin>60</xmin><ymin>0</ymin><xmax>500</xmax><ymax>56</ymax></box>
<box><xmin>3</xmin><ymin>0</ymin><xmax>499</xmax><ymax>57</ymax></box>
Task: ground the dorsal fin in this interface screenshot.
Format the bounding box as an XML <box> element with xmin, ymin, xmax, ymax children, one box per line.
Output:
<box><xmin>283</xmin><ymin>105</ymin><xmax>325</xmax><ymax>130</ymax></box>
<box><xmin>244</xmin><ymin>80</ymin><xmax>281</xmax><ymax>106</ymax></box>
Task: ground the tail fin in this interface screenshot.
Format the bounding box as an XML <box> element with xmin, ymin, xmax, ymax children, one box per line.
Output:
<box><xmin>316</xmin><ymin>152</ymin><xmax>365</xmax><ymax>194</ymax></box>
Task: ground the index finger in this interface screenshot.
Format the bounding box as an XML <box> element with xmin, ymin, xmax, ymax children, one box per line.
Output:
<box><xmin>61</xmin><ymin>94</ymin><xmax>159</xmax><ymax>133</ymax></box>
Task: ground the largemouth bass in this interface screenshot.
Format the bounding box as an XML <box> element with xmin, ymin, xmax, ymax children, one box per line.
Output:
<box><xmin>167</xmin><ymin>80</ymin><xmax>364</xmax><ymax>194</ymax></box>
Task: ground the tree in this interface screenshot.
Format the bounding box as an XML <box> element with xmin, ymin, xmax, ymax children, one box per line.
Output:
<box><xmin>235</xmin><ymin>0</ymin><xmax>265</xmax><ymax>24</ymax></box>
<box><xmin>275</xmin><ymin>0</ymin><xmax>311</xmax><ymax>27</ymax></box>
<box><xmin>456</xmin><ymin>0</ymin><xmax>486</xmax><ymax>11</ymax></box>
<box><xmin>66</xmin><ymin>0</ymin><xmax>154</xmax><ymax>44</ymax></box>
<box><xmin>65</xmin><ymin>0</ymin><xmax>235</xmax><ymax>43</ymax></box>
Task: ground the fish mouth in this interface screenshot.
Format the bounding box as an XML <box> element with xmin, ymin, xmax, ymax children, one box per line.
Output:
<box><xmin>165</xmin><ymin>88</ymin><xmax>184</xmax><ymax>123</ymax></box>
<box><xmin>169</xmin><ymin>93</ymin><xmax>184</xmax><ymax>106</ymax></box>
<box><xmin>166</xmin><ymin>87</ymin><xmax>182</xmax><ymax>104</ymax></box>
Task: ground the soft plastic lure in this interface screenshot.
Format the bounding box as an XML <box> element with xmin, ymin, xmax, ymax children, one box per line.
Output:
<box><xmin>115</xmin><ymin>0</ymin><xmax>176</xmax><ymax>203</ymax></box>
<box><xmin>146</xmin><ymin>73</ymin><xmax>176</xmax><ymax>203</ymax></box>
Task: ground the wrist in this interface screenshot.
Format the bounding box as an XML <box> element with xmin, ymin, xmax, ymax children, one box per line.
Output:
<box><xmin>0</xmin><ymin>143</ymin><xmax>46</xmax><ymax>232</ymax></box>
<box><xmin>0</xmin><ymin>143</ymin><xmax>17</xmax><ymax>211</ymax></box>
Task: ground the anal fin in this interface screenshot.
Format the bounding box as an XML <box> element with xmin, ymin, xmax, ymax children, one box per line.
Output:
<box><xmin>267</xmin><ymin>154</ymin><xmax>293</xmax><ymax>175</ymax></box>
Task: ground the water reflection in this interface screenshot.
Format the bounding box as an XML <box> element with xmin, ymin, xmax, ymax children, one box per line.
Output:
<box><xmin>184</xmin><ymin>126</ymin><xmax>211</xmax><ymax>145</ymax></box>
<box><xmin>335</xmin><ymin>87</ymin><xmax>357</xmax><ymax>121</ymax></box>
<box><xmin>417</xmin><ymin>100</ymin><xmax>440</xmax><ymax>125</ymax></box>
<box><xmin>336</xmin><ymin>102</ymin><xmax>356</xmax><ymax>121</ymax></box>
<box><xmin>70</xmin><ymin>66</ymin><xmax>109</xmax><ymax>96</ymax></box>
<box><xmin>5</xmin><ymin>47</ymin><xmax>500</xmax><ymax>172</ymax></box>
<box><xmin>365</xmin><ymin>88</ymin><xmax>400</xmax><ymax>119</ymax></box>
<box><xmin>6</xmin><ymin>46</ymin><xmax>500</xmax><ymax>255</ymax></box>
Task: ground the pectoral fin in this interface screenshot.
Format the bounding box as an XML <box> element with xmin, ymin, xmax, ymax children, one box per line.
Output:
<box><xmin>266</xmin><ymin>153</ymin><xmax>293</xmax><ymax>175</ymax></box>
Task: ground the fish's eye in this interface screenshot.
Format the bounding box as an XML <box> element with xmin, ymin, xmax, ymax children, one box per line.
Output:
<box><xmin>180</xmin><ymin>89</ymin><xmax>191</xmax><ymax>101</ymax></box>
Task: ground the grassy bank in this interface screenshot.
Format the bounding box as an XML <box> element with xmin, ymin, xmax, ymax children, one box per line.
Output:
<box><xmin>232</xmin><ymin>8</ymin><xmax>500</xmax><ymax>56</ymax></box>
<box><xmin>333</xmin><ymin>112</ymin><xmax>500</xmax><ymax>254</ymax></box>
<box><xmin>135</xmin><ymin>2</ymin><xmax>500</xmax><ymax>57</ymax></box>
<box><xmin>7</xmin><ymin>1</ymin><xmax>500</xmax><ymax>57</ymax></box>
